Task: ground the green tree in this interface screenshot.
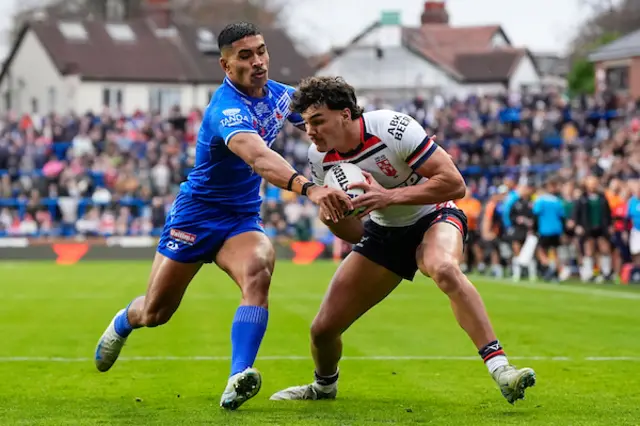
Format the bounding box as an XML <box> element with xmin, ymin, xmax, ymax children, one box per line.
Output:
<box><xmin>567</xmin><ymin>32</ymin><xmax>620</xmax><ymax>95</ymax></box>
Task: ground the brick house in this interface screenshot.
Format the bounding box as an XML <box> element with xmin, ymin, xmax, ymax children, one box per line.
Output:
<box><xmin>589</xmin><ymin>29</ymin><xmax>640</xmax><ymax>98</ymax></box>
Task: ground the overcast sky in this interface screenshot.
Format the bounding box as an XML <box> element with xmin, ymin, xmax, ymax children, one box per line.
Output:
<box><xmin>0</xmin><ymin>0</ymin><xmax>601</xmax><ymax>58</ymax></box>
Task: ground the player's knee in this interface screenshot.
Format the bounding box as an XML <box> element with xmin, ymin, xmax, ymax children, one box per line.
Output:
<box><xmin>427</xmin><ymin>259</ymin><xmax>463</xmax><ymax>293</ymax></box>
<box><xmin>242</xmin><ymin>266</ymin><xmax>271</xmax><ymax>296</ymax></box>
<box><xmin>240</xmin><ymin>256</ymin><xmax>274</xmax><ymax>307</ymax></box>
<box><xmin>310</xmin><ymin>317</ymin><xmax>340</xmax><ymax>345</ymax></box>
<box><xmin>598</xmin><ymin>240</ymin><xmax>611</xmax><ymax>253</ymax></box>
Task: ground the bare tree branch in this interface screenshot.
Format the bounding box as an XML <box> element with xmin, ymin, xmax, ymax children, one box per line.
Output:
<box><xmin>569</xmin><ymin>0</ymin><xmax>640</xmax><ymax>61</ymax></box>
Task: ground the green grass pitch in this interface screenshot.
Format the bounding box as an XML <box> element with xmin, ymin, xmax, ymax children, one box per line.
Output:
<box><xmin>1</xmin><ymin>260</ymin><xmax>639</xmax><ymax>425</ymax></box>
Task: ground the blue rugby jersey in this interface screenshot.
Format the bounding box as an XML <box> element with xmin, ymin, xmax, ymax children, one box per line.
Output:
<box><xmin>532</xmin><ymin>193</ymin><xmax>565</xmax><ymax>236</ymax></box>
<box><xmin>181</xmin><ymin>77</ymin><xmax>304</xmax><ymax>213</ymax></box>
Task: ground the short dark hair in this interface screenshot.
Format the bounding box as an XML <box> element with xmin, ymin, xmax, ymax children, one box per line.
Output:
<box><xmin>291</xmin><ymin>76</ymin><xmax>364</xmax><ymax>119</ymax></box>
<box><xmin>217</xmin><ymin>22</ymin><xmax>261</xmax><ymax>50</ymax></box>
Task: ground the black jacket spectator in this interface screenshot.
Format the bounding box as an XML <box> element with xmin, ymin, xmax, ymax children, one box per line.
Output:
<box><xmin>573</xmin><ymin>192</ymin><xmax>612</xmax><ymax>233</ymax></box>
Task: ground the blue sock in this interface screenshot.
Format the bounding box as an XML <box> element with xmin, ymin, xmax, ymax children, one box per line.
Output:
<box><xmin>230</xmin><ymin>306</ymin><xmax>269</xmax><ymax>376</ymax></box>
<box><xmin>113</xmin><ymin>302</ymin><xmax>135</xmax><ymax>338</ymax></box>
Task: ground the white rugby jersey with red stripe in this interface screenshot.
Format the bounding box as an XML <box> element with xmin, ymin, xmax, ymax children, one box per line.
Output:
<box><xmin>308</xmin><ymin>109</ymin><xmax>457</xmax><ymax>228</ymax></box>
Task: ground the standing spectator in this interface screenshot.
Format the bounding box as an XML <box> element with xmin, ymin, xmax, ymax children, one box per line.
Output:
<box><xmin>607</xmin><ymin>178</ymin><xmax>632</xmax><ymax>271</ymax></box>
<box><xmin>532</xmin><ymin>177</ymin><xmax>565</xmax><ymax>281</ymax></box>
<box><xmin>480</xmin><ymin>186</ymin><xmax>508</xmax><ymax>278</ymax></box>
<box><xmin>506</xmin><ymin>183</ymin><xmax>535</xmax><ymax>281</ymax></box>
<box><xmin>628</xmin><ymin>180</ymin><xmax>640</xmax><ymax>264</ymax></box>
<box><xmin>573</xmin><ymin>176</ymin><xmax>613</xmax><ymax>282</ymax></box>
<box><xmin>457</xmin><ymin>189</ymin><xmax>483</xmax><ymax>273</ymax></box>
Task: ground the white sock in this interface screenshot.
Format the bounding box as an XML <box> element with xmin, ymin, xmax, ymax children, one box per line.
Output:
<box><xmin>486</xmin><ymin>355</ymin><xmax>509</xmax><ymax>374</ymax></box>
<box><xmin>600</xmin><ymin>255</ymin><xmax>612</xmax><ymax>276</ymax></box>
<box><xmin>528</xmin><ymin>260</ymin><xmax>537</xmax><ymax>281</ymax></box>
<box><xmin>492</xmin><ymin>264</ymin><xmax>504</xmax><ymax>278</ymax></box>
<box><xmin>581</xmin><ymin>257</ymin><xmax>594</xmax><ymax>281</ymax></box>
<box><xmin>313</xmin><ymin>381</ymin><xmax>337</xmax><ymax>393</ymax></box>
<box><xmin>558</xmin><ymin>246</ymin><xmax>569</xmax><ymax>263</ymax></box>
<box><xmin>512</xmin><ymin>261</ymin><xmax>521</xmax><ymax>281</ymax></box>
<box><xmin>549</xmin><ymin>260</ymin><xmax>557</xmax><ymax>273</ymax></box>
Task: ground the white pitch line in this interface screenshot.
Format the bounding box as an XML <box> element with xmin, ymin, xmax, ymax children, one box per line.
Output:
<box><xmin>0</xmin><ymin>355</ymin><xmax>638</xmax><ymax>362</ymax></box>
<box><xmin>478</xmin><ymin>277</ymin><xmax>640</xmax><ymax>300</ymax></box>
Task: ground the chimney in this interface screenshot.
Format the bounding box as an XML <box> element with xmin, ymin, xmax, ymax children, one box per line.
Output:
<box><xmin>421</xmin><ymin>0</ymin><xmax>449</xmax><ymax>25</ymax></box>
<box><xmin>144</xmin><ymin>0</ymin><xmax>172</xmax><ymax>29</ymax></box>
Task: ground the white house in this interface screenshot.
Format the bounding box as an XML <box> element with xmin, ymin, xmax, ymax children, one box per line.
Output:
<box><xmin>315</xmin><ymin>1</ymin><xmax>541</xmax><ymax>100</ymax></box>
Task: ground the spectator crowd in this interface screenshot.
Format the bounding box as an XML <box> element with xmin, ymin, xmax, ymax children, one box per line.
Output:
<box><xmin>1</xmin><ymin>89</ymin><xmax>639</xmax><ymax>280</ymax></box>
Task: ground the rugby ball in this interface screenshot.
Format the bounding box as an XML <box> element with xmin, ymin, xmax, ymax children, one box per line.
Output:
<box><xmin>325</xmin><ymin>163</ymin><xmax>367</xmax><ymax>216</ymax></box>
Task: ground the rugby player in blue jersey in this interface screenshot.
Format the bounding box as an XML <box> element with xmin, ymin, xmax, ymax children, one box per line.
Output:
<box><xmin>93</xmin><ymin>22</ymin><xmax>352</xmax><ymax>410</ymax></box>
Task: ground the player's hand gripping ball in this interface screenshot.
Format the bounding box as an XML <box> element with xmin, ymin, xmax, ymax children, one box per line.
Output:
<box><xmin>325</xmin><ymin>163</ymin><xmax>368</xmax><ymax>217</ymax></box>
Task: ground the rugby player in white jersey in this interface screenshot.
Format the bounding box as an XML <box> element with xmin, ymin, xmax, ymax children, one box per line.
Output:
<box><xmin>270</xmin><ymin>77</ymin><xmax>536</xmax><ymax>405</ymax></box>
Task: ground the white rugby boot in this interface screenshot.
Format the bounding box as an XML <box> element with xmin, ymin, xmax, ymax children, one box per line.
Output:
<box><xmin>270</xmin><ymin>382</ymin><xmax>337</xmax><ymax>401</ymax></box>
<box><xmin>94</xmin><ymin>309</ymin><xmax>128</xmax><ymax>372</ymax></box>
<box><xmin>492</xmin><ymin>365</ymin><xmax>536</xmax><ymax>404</ymax></box>
<box><xmin>220</xmin><ymin>368</ymin><xmax>262</xmax><ymax>410</ymax></box>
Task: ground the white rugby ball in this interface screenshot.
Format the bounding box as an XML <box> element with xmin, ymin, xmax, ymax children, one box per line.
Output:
<box><xmin>325</xmin><ymin>163</ymin><xmax>367</xmax><ymax>216</ymax></box>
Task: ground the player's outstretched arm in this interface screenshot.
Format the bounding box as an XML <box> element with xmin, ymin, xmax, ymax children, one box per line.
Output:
<box><xmin>228</xmin><ymin>132</ymin><xmax>353</xmax><ymax>222</ymax></box>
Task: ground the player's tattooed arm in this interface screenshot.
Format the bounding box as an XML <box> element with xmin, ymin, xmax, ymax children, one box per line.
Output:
<box><xmin>227</xmin><ymin>132</ymin><xmax>353</xmax><ymax>222</ymax></box>
<box><xmin>291</xmin><ymin>174</ymin><xmax>307</xmax><ymax>190</ymax></box>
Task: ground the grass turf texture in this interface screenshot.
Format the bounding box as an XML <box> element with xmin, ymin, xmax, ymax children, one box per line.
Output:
<box><xmin>1</xmin><ymin>261</ymin><xmax>639</xmax><ymax>425</ymax></box>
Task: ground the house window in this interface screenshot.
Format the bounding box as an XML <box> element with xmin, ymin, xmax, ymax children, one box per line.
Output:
<box><xmin>102</xmin><ymin>87</ymin><xmax>123</xmax><ymax>110</ymax></box>
<box><xmin>197</xmin><ymin>28</ymin><xmax>219</xmax><ymax>54</ymax></box>
<box><xmin>605</xmin><ymin>66</ymin><xmax>629</xmax><ymax>92</ymax></box>
<box><xmin>58</xmin><ymin>21</ymin><xmax>88</xmax><ymax>41</ymax></box>
<box><xmin>149</xmin><ymin>88</ymin><xmax>182</xmax><ymax>116</ymax></box>
<box><xmin>106</xmin><ymin>23</ymin><xmax>136</xmax><ymax>42</ymax></box>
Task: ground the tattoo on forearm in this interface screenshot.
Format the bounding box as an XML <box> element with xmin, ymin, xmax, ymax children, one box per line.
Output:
<box><xmin>293</xmin><ymin>175</ymin><xmax>306</xmax><ymax>190</ymax></box>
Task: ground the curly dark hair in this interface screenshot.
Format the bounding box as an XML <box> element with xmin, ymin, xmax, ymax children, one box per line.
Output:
<box><xmin>290</xmin><ymin>76</ymin><xmax>364</xmax><ymax>119</ymax></box>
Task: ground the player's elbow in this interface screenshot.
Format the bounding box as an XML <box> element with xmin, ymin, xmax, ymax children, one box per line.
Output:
<box><xmin>452</xmin><ymin>183</ymin><xmax>467</xmax><ymax>201</ymax></box>
<box><xmin>448</xmin><ymin>173</ymin><xmax>467</xmax><ymax>200</ymax></box>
